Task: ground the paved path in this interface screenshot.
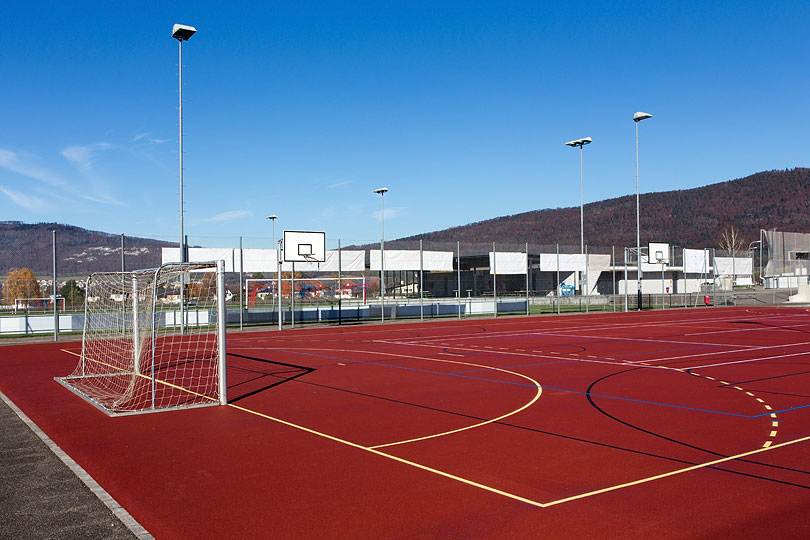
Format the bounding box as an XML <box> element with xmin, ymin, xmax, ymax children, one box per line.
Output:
<box><xmin>0</xmin><ymin>393</ymin><xmax>145</xmax><ymax>539</ymax></box>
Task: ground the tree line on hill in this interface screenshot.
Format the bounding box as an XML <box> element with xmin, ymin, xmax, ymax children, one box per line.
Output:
<box><xmin>396</xmin><ymin>168</ymin><xmax>810</xmax><ymax>250</ymax></box>
<box><xmin>1</xmin><ymin>168</ymin><xmax>808</xmax><ymax>277</ymax></box>
<box><xmin>0</xmin><ymin>222</ymin><xmax>169</xmax><ymax>275</ymax></box>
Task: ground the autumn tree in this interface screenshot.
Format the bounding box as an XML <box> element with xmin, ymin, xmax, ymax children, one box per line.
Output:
<box><xmin>2</xmin><ymin>268</ymin><xmax>42</xmax><ymax>305</ymax></box>
<box><xmin>719</xmin><ymin>225</ymin><xmax>746</xmax><ymax>256</ymax></box>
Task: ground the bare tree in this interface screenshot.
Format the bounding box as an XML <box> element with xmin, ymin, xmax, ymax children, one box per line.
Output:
<box><xmin>719</xmin><ymin>225</ymin><xmax>746</xmax><ymax>256</ymax></box>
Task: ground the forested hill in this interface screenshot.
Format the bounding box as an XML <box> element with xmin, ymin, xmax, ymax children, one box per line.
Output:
<box><xmin>398</xmin><ymin>168</ymin><xmax>810</xmax><ymax>249</ymax></box>
<box><xmin>2</xmin><ymin>168</ymin><xmax>808</xmax><ymax>275</ymax></box>
<box><xmin>0</xmin><ymin>222</ymin><xmax>169</xmax><ymax>275</ymax></box>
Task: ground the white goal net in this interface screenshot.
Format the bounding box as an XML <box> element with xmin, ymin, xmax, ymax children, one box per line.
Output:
<box><xmin>56</xmin><ymin>261</ymin><xmax>227</xmax><ymax>416</ymax></box>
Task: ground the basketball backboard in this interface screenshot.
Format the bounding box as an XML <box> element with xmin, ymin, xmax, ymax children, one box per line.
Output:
<box><xmin>649</xmin><ymin>242</ymin><xmax>670</xmax><ymax>263</ymax></box>
<box><xmin>282</xmin><ymin>231</ymin><xmax>326</xmax><ymax>262</ymax></box>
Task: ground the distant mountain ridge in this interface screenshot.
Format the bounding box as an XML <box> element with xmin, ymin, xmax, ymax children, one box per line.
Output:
<box><xmin>396</xmin><ymin>168</ymin><xmax>810</xmax><ymax>249</ymax></box>
<box><xmin>1</xmin><ymin>168</ymin><xmax>808</xmax><ymax>275</ymax></box>
<box><xmin>0</xmin><ymin>222</ymin><xmax>170</xmax><ymax>275</ymax></box>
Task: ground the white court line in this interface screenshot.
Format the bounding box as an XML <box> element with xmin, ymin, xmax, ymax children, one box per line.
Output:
<box><xmin>385</xmin><ymin>312</ymin><xmax>794</xmax><ymax>349</ymax></box>
<box><xmin>377</xmin><ymin>340</ymin><xmax>684</xmax><ymax>372</ymax></box>
<box><xmin>385</xmin><ymin>336</ymin><xmax>810</xmax><ymax>376</ymax></box>
<box><xmin>685</xmin><ymin>349</ymin><xmax>810</xmax><ymax>370</ymax></box>
<box><xmin>685</xmin><ymin>321</ymin><xmax>810</xmax><ymax>337</ymax></box>
<box><xmin>629</xmin><ymin>339</ymin><xmax>810</xmax><ymax>365</ymax></box>
<box><xmin>384</xmin><ymin>327</ymin><xmax>754</xmax><ymax>350</ymax></box>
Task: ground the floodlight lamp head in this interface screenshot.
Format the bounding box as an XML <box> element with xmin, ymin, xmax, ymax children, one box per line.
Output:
<box><xmin>266</xmin><ymin>215</ymin><xmax>278</xmax><ymax>220</ymax></box>
<box><xmin>565</xmin><ymin>137</ymin><xmax>592</xmax><ymax>148</ymax></box>
<box><xmin>172</xmin><ymin>24</ymin><xmax>197</xmax><ymax>41</ymax></box>
<box><xmin>373</xmin><ymin>187</ymin><xmax>389</xmax><ymax>195</ymax></box>
<box><xmin>633</xmin><ymin>111</ymin><xmax>653</xmax><ymax>122</ymax></box>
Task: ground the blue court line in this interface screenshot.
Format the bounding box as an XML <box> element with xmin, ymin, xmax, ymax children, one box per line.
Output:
<box><xmin>232</xmin><ymin>341</ymin><xmax>810</xmax><ymax>419</ymax></box>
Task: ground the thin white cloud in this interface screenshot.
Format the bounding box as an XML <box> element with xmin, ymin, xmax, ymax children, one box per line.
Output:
<box><xmin>60</xmin><ymin>142</ymin><xmax>112</xmax><ymax>172</ymax></box>
<box><xmin>0</xmin><ymin>149</ymin><xmax>70</xmax><ymax>189</ymax></box>
<box><xmin>328</xmin><ymin>180</ymin><xmax>353</xmax><ymax>189</ymax></box>
<box><xmin>203</xmin><ymin>210</ymin><xmax>253</xmax><ymax>223</ymax></box>
<box><xmin>0</xmin><ymin>147</ymin><xmax>124</xmax><ymax>207</ymax></box>
<box><xmin>0</xmin><ymin>186</ymin><xmax>49</xmax><ymax>210</ymax></box>
<box><xmin>133</xmin><ymin>132</ymin><xmax>169</xmax><ymax>144</ymax></box>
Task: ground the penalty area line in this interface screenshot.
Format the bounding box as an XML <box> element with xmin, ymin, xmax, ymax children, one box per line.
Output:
<box><xmin>542</xmin><ymin>434</ymin><xmax>810</xmax><ymax>507</ymax></box>
<box><xmin>225</xmin><ymin>402</ymin><xmax>547</xmax><ymax>508</ymax></box>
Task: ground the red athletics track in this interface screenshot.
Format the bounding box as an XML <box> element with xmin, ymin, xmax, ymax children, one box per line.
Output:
<box><xmin>3</xmin><ymin>306</ymin><xmax>810</xmax><ymax>538</ymax></box>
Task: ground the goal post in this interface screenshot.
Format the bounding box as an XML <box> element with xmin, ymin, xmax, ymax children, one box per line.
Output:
<box><xmin>57</xmin><ymin>260</ymin><xmax>227</xmax><ymax>416</ymax></box>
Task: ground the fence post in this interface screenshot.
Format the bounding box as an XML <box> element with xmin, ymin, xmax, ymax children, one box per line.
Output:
<box><xmin>526</xmin><ymin>242</ymin><xmax>530</xmax><ymax>316</ymax></box>
<box><xmin>556</xmin><ymin>244</ymin><xmax>561</xmax><ymax>315</ymax></box>
<box><xmin>585</xmin><ymin>245</ymin><xmax>589</xmax><ymax>313</ymax></box>
<box><xmin>239</xmin><ymin>236</ymin><xmax>244</xmax><ymax>331</ymax></box>
<box><xmin>52</xmin><ymin>229</ymin><xmax>58</xmax><ymax>342</ymax></box>
<box><xmin>457</xmin><ymin>241</ymin><xmax>462</xmax><ymax>320</ymax></box>
<box><xmin>611</xmin><ymin>246</ymin><xmax>616</xmax><ymax>312</ymax></box>
<box><xmin>492</xmin><ymin>242</ymin><xmax>497</xmax><ymax>318</ymax></box>
<box><xmin>419</xmin><ymin>240</ymin><xmax>424</xmax><ymax>321</ymax></box>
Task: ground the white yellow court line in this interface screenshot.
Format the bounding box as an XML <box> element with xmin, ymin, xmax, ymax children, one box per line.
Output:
<box><xmin>685</xmin><ymin>349</ymin><xmax>810</xmax><ymax>370</ymax></box>
<box><xmin>385</xmin><ymin>312</ymin><xmax>794</xmax><ymax>346</ymax></box>
<box><xmin>60</xmin><ymin>349</ymin><xmax>217</xmax><ymax>401</ymax></box>
<box><xmin>369</xmin><ymin>361</ymin><xmax>542</xmax><ymax>449</ymax></box>
<box><xmin>228</xmin><ymin>380</ymin><xmax>810</xmax><ymax>510</ymax></box>
<box><xmin>226</xmin><ymin>401</ymin><xmax>548</xmax><ymax>508</ymax></box>
<box><xmin>272</xmin><ymin>347</ymin><xmax>543</xmax><ymax>449</ymax></box>
<box><xmin>691</xmin><ymin>370</ymin><xmax>780</xmax><ymax>448</ymax></box>
<box><xmin>684</xmin><ymin>321</ymin><xmax>810</xmax><ymax>337</ymax></box>
<box><xmin>58</xmin><ymin>347</ymin><xmax>809</xmax><ymax>510</ymax></box>
<box><xmin>541</xmin><ymin>435</ymin><xmax>810</xmax><ymax>507</ymax></box>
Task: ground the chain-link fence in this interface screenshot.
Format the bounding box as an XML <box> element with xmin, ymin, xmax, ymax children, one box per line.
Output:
<box><xmin>0</xmin><ymin>229</ymin><xmax>803</xmax><ymax>337</ymax></box>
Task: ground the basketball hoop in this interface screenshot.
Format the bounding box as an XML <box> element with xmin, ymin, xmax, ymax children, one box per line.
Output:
<box><xmin>282</xmin><ymin>231</ymin><xmax>326</xmax><ymax>263</ymax></box>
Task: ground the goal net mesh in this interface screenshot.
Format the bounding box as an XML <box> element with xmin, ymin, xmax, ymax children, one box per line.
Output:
<box><xmin>57</xmin><ymin>262</ymin><xmax>224</xmax><ymax>415</ymax></box>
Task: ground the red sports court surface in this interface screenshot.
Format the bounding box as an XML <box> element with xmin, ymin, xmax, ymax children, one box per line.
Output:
<box><xmin>3</xmin><ymin>306</ymin><xmax>810</xmax><ymax>538</ymax></box>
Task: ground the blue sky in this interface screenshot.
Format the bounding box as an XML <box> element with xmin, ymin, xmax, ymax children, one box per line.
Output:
<box><xmin>1</xmin><ymin>2</ymin><xmax>808</xmax><ymax>249</ymax></box>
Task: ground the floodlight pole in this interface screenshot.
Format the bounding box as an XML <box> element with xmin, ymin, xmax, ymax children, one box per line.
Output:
<box><xmin>266</xmin><ymin>215</ymin><xmax>278</xmax><ymax>248</ymax></box>
<box><xmin>565</xmin><ymin>137</ymin><xmax>591</xmax><ymax>297</ymax></box>
<box><xmin>177</xmin><ymin>36</ymin><xmax>185</xmax><ymax>266</ymax></box>
<box><xmin>173</xmin><ymin>23</ymin><xmax>196</xmax><ymax>334</ymax></box>
<box><xmin>634</xmin><ymin>112</ymin><xmax>652</xmax><ymax>310</ymax></box>
<box><xmin>374</xmin><ymin>187</ymin><xmax>388</xmax><ymax>322</ymax></box>
<box><xmin>564</xmin><ymin>137</ymin><xmax>592</xmax><ymax>255</ymax></box>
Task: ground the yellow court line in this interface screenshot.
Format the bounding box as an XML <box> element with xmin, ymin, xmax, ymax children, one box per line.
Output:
<box><xmin>228</xmin><ymin>389</ymin><xmax>810</xmax><ymax>510</ymax></box>
<box><xmin>541</xmin><ymin>434</ymin><xmax>810</xmax><ymax>507</ymax></box>
<box><xmin>368</xmin><ymin>356</ymin><xmax>542</xmax><ymax>449</ymax></box>
<box><xmin>269</xmin><ymin>346</ymin><xmax>542</xmax><ymax>449</ymax></box>
<box><xmin>60</xmin><ymin>349</ymin><xmax>217</xmax><ymax>402</ymax></box>
<box><xmin>58</xmin><ymin>348</ymin><xmax>810</xmax><ymax>510</ymax></box>
<box><xmin>226</xmin><ymin>402</ymin><xmax>547</xmax><ymax>508</ymax></box>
